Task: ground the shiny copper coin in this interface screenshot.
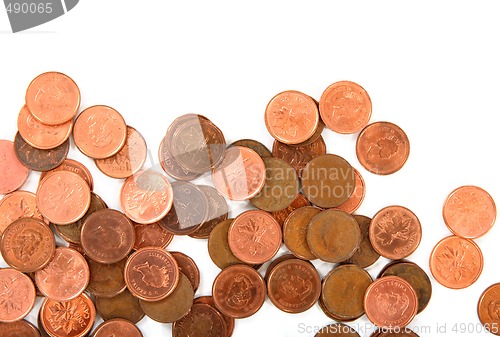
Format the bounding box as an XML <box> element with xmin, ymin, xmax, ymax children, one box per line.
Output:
<box><xmin>378</xmin><ymin>328</ymin><xmax>420</xmax><ymax>337</ymax></box>
<box><xmin>212</xmin><ymin>264</ymin><xmax>266</xmax><ymax>318</ymax></box>
<box><xmin>267</xmin><ymin>258</ymin><xmax>321</xmax><ymax>313</ymax></box>
<box><xmin>0</xmin><ymin>269</ymin><xmax>36</xmax><ymax>322</ymax></box>
<box><xmin>120</xmin><ymin>170</ymin><xmax>174</xmax><ymax>224</ymax></box>
<box><xmin>478</xmin><ymin>283</ymin><xmax>500</xmax><ymax>336</ymax></box>
<box><xmin>283</xmin><ymin>206</ymin><xmax>321</xmax><ymax>260</ymax></box>
<box><xmin>208</xmin><ymin>219</ymin><xmax>247</xmax><ymax>270</ymax></box>
<box><xmin>212</xmin><ymin>146</ymin><xmax>266</xmax><ymax>201</ymax></box>
<box><xmin>96</xmin><ymin>289</ymin><xmax>145</xmax><ymax>324</ymax></box>
<box><xmin>321</xmin><ymin>264</ymin><xmax>373</xmax><ymax>321</ymax></box>
<box><xmin>124</xmin><ymin>247</ymin><xmax>179</xmax><ymax>302</ymax></box>
<box><xmin>173</xmin><ymin>303</ymin><xmax>227</xmax><ymax>337</ymax></box>
<box><xmin>272</xmin><ymin>136</ymin><xmax>327</xmax><ymax>176</ymax></box>
<box><xmin>335</xmin><ymin>168</ymin><xmax>366</xmax><ymax>213</ymax></box>
<box><xmin>343</xmin><ymin>215</ymin><xmax>380</xmax><ymax>268</ymax></box>
<box><xmin>0</xmin><ymin>320</ymin><xmax>41</xmax><ymax>337</ymax></box>
<box><xmin>91</xmin><ymin>319</ymin><xmax>143</xmax><ymax>337</ymax></box>
<box><xmin>73</xmin><ymin>105</ymin><xmax>127</xmax><ymax>159</ymax></box>
<box><xmin>95</xmin><ymin>126</ymin><xmax>147</xmax><ymax>179</ymax></box>
<box><xmin>133</xmin><ymin>221</ymin><xmax>174</xmax><ymax>250</ymax></box>
<box><xmin>271</xmin><ymin>193</ymin><xmax>310</xmax><ymax>227</ymax></box>
<box><xmin>356</xmin><ymin>121</ymin><xmax>410</xmax><ymax>175</ymax></box>
<box><xmin>158</xmin><ymin>136</ymin><xmax>202</xmax><ymax>181</ymax></box>
<box><xmin>430</xmin><ymin>235</ymin><xmax>483</xmax><ymax>289</ymax></box>
<box><xmin>314</xmin><ymin>323</ymin><xmax>361</xmax><ymax>337</ymax></box>
<box><xmin>1</xmin><ymin>218</ymin><xmax>55</xmax><ymax>272</ymax></box>
<box><xmin>36</xmin><ymin>170</ymin><xmax>91</xmax><ymax>225</ymax></box>
<box><xmin>14</xmin><ymin>132</ymin><xmax>69</xmax><ymax>172</ymax></box>
<box><xmin>229</xmin><ymin>138</ymin><xmax>272</xmax><ymax>158</ymax></box>
<box><xmin>369</xmin><ymin>205</ymin><xmax>422</xmax><ymax>260</ymax></box>
<box><xmin>307</xmin><ymin>209</ymin><xmax>361</xmax><ymax>263</ymax></box>
<box><xmin>171</xmin><ymin>252</ymin><xmax>200</xmax><ymax>292</ymax></box>
<box><xmin>0</xmin><ymin>140</ymin><xmax>29</xmax><ymax>194</ymax></box>
<box><xmin>228</xmin><ymin>210</ymin><xmax>282</xmax><ymax>264</ymax></box>
<box><xmin>190</xmin><ymin>185</ymin><xmax>228</xmax><ymax>239</ymax></box>
<box><xmin>40</xmin><ymin>293</ymin><xmax>95</xmax><ymax>337</ymax></box>
<box><xmin>80</xmin><ymin>209</ymin><xmax>135</xmax><ymax>264</ymax></box>
<box><xmin>17</xmin><ymin>105</ymin><xmax>73</xmax><ymax>150</ymax></box>
<box><xmin>0</xmin><ymin>190</ymin><xmax>45</xmax><ymax>236</ymax></box>
<box><xmin>139</xmin><ymin>273</ymin><xmax>194</xmax><ymax>323</ymax></box>
<box><xmin>40</xmin><ymin>159</ymin><xmax>94</xmax><ymax>191</ymax></box>
<box><xmin>443</xmin><ymin>185</ymin><xmax>497</xmax><ymax>239</ymax></box>
<box><xmin>319</xmin><ymin>81</ymin><xmax>372</xmax><ymax>134</ymax></box>
<box><xmin>35</xmin><ymin>247</ymin><xmax>90</xmax><ymax>301</ymax></box>
<box><xmin>193</xmin><ymin>296</ymin><xmax>234</xmax><ymax>337</ymax></box>
<box><xmin>249</xmin><ymin>157</ymin><xmax>299</xmax><ymax>212</ymax></box>
<box><xmin>301</xmin><ymin>154</ymin><xmax>355</xmax><ymax>208</ymax></box>
<box><xmin>364</xmin><ymin>276</ymin><xmax>418</xmax><ymax>329</ymax></box>
<box><xmin>86</xmin><ymin>258</ymin><xmax>127</xmax><ymax>298</ymax></box>
<box><xmin>264</xmin><ymin>90</ymin><xmax>320</xmax><ymax>144</ymax></box>
<box><xmin>291</xmin><ymin>120</ymin><xmax>325</xmax><ymax>147</ymax></box>
<box><xmin>25</xmin><ymin>72</ymin><xmax>80</xmax><ymax>125</ymax></box>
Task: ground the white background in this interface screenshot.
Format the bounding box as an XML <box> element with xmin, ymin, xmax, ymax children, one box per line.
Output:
<box><xmin>1</xmin><ymin>1</ymin><xmax>500</xmax><ymax>336</ymax></box>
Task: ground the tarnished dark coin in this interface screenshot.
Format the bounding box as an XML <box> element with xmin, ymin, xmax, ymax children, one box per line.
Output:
<box><xmin>193</xmin><ymin>296</ymin><xmax>234</xmax><ymax>337</ymax></box>
<box><xmin>272</xmin><ymin>136</ymin><xmax>327</xmax><ymax>176</ymax></box>
<box><xmin>283</xmin><ymin>206</ymin><xmax>321</xmax><ymax>260</ymax></box>
<box><xmin>190</xmin><ymin>185</ymin><xmax>229</xmax><ymax>239</ymax></box>
<box><xmin>91</xmin><ymin>318</ymin><xmax>143</xmax><ymax>337</ymax></box>
<box><xmin>229</xmin><ymin>139</ymin><xmax>272</xmax><ymax>158</ymax></box>
<box><xmin>343</xmin><ymin>215</ymin><xmax>380</xmax><ymax>268</ymax></box>
<box><xmin>158</xmin><ymin>136</ymin><xmax>202</xmax><ymax>181</ymax></box>
<box><xmin>40</xmin><ymin>158</ymin><xmax>94</xmax><ymax>191</ymax></box>
<box><xmin>171</xmin><ymin>251</ymin><xmax>200</xmax><ymax>292</ymax></box>
<box><xmin>14</xmin><ymin>132</ymin><xmax>69</xmax><ymax>172</ymax></box>
<box><xmin>249</xmin><ymin>157</ymin><xmax>299</xmax><ymax>212</ymax></box>
<box><xmin>86</xmin><ymin>258</ymin><xmax>127</xmax><ymax>298</ymax></box>
<box><xmin>173</xmin><ymin>303</ymin><xmax>227</xmax><ymax>337</ymax></box>
<box><xmin>314</xmin><ymin>323</ymin><xmax>361</xmax><ymax>337</ymax></box>
<box><xmin>208</xmin><ymin>219</ymin><xmax>247</xmax><ymax>270</ymax></box>
<box><xmin>271</xmin><ymin>193</ymin><xmax>310</xmax><ymax>227</ymax></box>
<box><xmin>133</xmin><ymin>221</ymin><xmax>174</xmax><ymax>250</ymax></box>
<box><xmin>96</xmin><ymin>289</ymin><xmax>145</xmax><ymax>324</ymax></box>
<box><xmin>0</xmin><ymin>319</ymin><xmax>41</xmax><ymax>337</ymax></box>
<box><xmin>264</xmin><ymin>254</ymin><xmax>297</xmax><ymax>282</ymax></box>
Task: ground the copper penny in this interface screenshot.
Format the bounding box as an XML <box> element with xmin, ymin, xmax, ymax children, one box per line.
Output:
<box><xmin>212</xmin><ymin>264</ymin><xmax>266</xmax><ymax>318</ymax></box>
<box><xmin>158</xmin><ymin>136</ymin><xmax>202</xmax><ymax>181</ymax></box>
<box><xmin>369</xmin><ymin>205</ymin><xmax>422</xmax><ymax>260</ymax></box>
<box><xmin>96</xmin><ymin>289</ymin><xmax>145</xmax><ymax>324</ymax></box>
<box><xmin>478</xmin><ymin>283</ymin><xmax>500</xmax><ymax>336</ymax></box>
<box><xmin>73</xmin><ymin>105</ymin><xmax>127</xmax><ymax>159</ymax></box>
<box><xmin>173</xmin><ymin>303</ymin><xmax>227</xmax><ymax>337</ymax></box>
<box><xmin>356</xmin><ymin>121</ymin><xmax>410</xmax><ymax>175</ymax></box>
<box><xmin>343</xmin><ymin>215</ymin><xmax>380</xmax><ymax>268</ymax></box>
<box><xmin>14</xmin><ymin>132</ymin><xmax>69</xmax><ymax>172</ymax></box>
<box><xmin>40</xmin><ymin>159</ymin><xmax>94</xmax><ymax>191</ymax></box>
<box><xmin>91</xmin><ymin>319</ymin><xmax>142</xmax><ymax>337</ymax></box>
<box><xmin>133</xmin><ymin>221</ymin><xmax>174</xmax><ymax>250</ymax></box>
<box><xmin>229</xmin><ymin>139</ymin><xmax>272</xmax><ymax>158</ymax></box>
<box><xmin>272</xmin><ymin>136</ymin><xmax>327</xmax><ymax>176</ymax></box>
<box><xmin>249</xmin><ymin>157</ymin><xmax>299</xmax><ymax>212</ymax></box>
<box><xmin>379</xmin><ymin>261</ymin><xmax>432</xmax><ymax>314</ymax></box>
<box><xmin>378</xmin><ymin>329</ymin><xmax>420</xmax><ymax>337</ymax></box>
<box><xmin>264</xmin><ymin>254</ymin><xmax>297</xmax><ymax>282</ymax></box>
<box><xmin>37</xmin><ymin>313</ymin><xmax>51</xmax><ymax>337</ymax></box>
<box><xmin>212</xmin><ymin>146</ymin><xmax>266</xmax><ymax>201</ymax></box>
<box><xmin>267</xmin><ymin>258</ymin><xmax>321</xmax><ymax>313</ymax></box>
<box><xmin>0</xmin><ymin>190</ymin><xmax>45</xmax><ymax>236</ymax></box>
<box><xmin>364</xmin><ymin>276</ymin><xmax>418</xmax><ymax>329</ymax></box>
<box><xmin>120</xmin><ymin>170</ymin><xmax>174</xmax><ymax>224</ymax></box>
<box><xmin>36</xmin><ymin>170</ymin><xmax>91</xmax><ymax>225</ymax></box>
<box><xmin>321</xmin><ymin>264</ymin><xmax>373</xmax><ymax>321</ymax></box>
<box><xmin>139</xmin><ymin>273</ymin><xmax>194</xmax><ymax>323</ymax></box>
<box><xmin>0</xmin><ymin>269</ymin><xmax>36</xmax><ymax>322</ymax></box>
<box><xmin>40</xmin><ymin>292</ymin><xmax>95</xmax><ymax>337</ymax></box>
<box><xmin>17</xmin><ymin>105</ymin><xmax>73</xmax><ymax>150</ymax></box>
<box><xmin>86</xmin><ymin>258</ymin><xmax>127</xmax><ymax>298</ymax></box>
<box><xmin>25</xmin><ymin>72</ymin><xmax>80</xmax><ymax>125</ymax></box>
<box><xmin>430</xmin><ymin>235</ymin><xmax>483</xmax><ymax>289</ymax></box>
<box><xmin>443</xmin><ymin>185</ymin><xmax>497</xmax><ymax>239</ymax></box>
<box><xmin>314</xmin><ymin>323</ymin><xmax>361</xmax><ymax>337</ymax></box>
<box><xmin>190</xmin><ymin>185</ymin><xmax>229</xmax><ymax>239</ymax></box>
<box><xmin>124</xmin><ymin>247</ymin><xmax>179</xmax><ymax>302</ymax></box>
<box><xmin>171</xmin><ymin>252</ymin><xmax>200</xmax><ymax>292</ymax></box>
<box><xmin>193</xmin><ymin>296</ymin><xmax>234</xmax><ymax>337</ymax></box>
<box><xmin>283</xmin><ymin>206</ymin><xmax>321</xmax><ymax>260</ymax></box>
<box><xmin>35</xmin><ymin>247</ymin><xmax>90</xmax><ymax>301</ymax></box>
<box><xmin>291</xmin><ymin>120</ymin><xmax>325</xmax><ymax>147</ymax></box>
<box><xmin>271</xmin><ymin>193</ymin><xmax>310</xmax><ymax>227</ymax></box>
<box><xmin>319</xmin><ymin>81</ymin><xmax>372</xmax><ymax>134</ymax></box>
<box><xmin>0</xmin><ymin>139</ymin><xmax>29</xmax><ymax>194</ymax></box>
<box><xmin>264</xmin><ymin>90</ymin><xmax>319</xmax><ymax>144</ymax></box>
<box><xmin>307</xmin><ymin>209</ymin><xmax>361</xmax><ymax>263</ymax></box>
<box><xmin>95</xmin><ymin>126</ymin><xmax>147</xmax><ymax>179</ymax></box>
<box><xmin>208</xmin><ymin>219</ymin><xmax>247</xmax><ymax>270</ymax></box>
<box><xmin>301</xmin><ymin>154</ymin><xmax>355</xmax><ymax>208</ymax></box>
<box><xmin>228</xmin><ymin>210</ymin><xmax>282</xmax><ymax>264</ymax></box>
<box><xmin>0</xmin><ymin>320</ymin><xmax>41</xmax><ymax>336</ymax></box>
<box><xmin>335</xmin><ymin>168</ymin><xmax>366</xmax><ymax>214</ymax></box>
<box><xmin>1</xmin><ymin>218</ymin><xmax>55</xmax><ymax>272</ymax></box>
<box><xmin>80</xmin><ymin>209</ymin><xmax>135</xmax><ymax>264</ymax></box>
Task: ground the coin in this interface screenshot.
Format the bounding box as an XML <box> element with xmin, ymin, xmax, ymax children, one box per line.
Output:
<box><xmin>343</xmin><ymin>215</ymin><xmax>380</xmax><ymax>268</ymax></box>
<box><xmin>0</xmin><ymin>320</ymin><xmax>41</xmax><ymax>336</ymax></box>
<box><xmin>193</xmin><ymin>296</ymin><xmax>234</xmax><ymax>337</ymax></box>
<box><xmin>478</xmin><ymin>283</ymin><xmax>500</xmax><ymax>336</ymax></box>
<box><xmin>228</xmin><ymin>210</ymin><xmax>282</xmax><ymax>264</ymax></box>
<box><xmin>86</xmin><ymin>258</ymin><xmax>127</xmax><ymax>298</ymax></box>
<box><xmin>140</xmin><ymin>273</ymin><xmax>194</xmax><ymax>323</ymax></box>
<box><xmin>319</xmin><ymin>81</ymin><xmax>372</xmax><ymax>134</ymax></box>
<box><xmin>229</xmin><ymin>139</ymin><xmax>272</xmax><ymax>158</ymax></box>
<box><xmin>95</xmin><ymin>126</ymin><xmax>147</xmax><ymax>179</ymax></box>
<box><xmin>96</xmin><ymin>289</ymin><xmax>145</xmax><ymax>324</ymax></box>
<box><xmin>291</xmin><ymin>120</ymin><xmax>325</xmax><ymax>147</ymax></box>
<box><xmin>364</xmin><ymin>276</ymin><xmax>418</xmax><ymax>329</ymax></box>
<box><xmin>430</xmin><ymin>235</ymin><xmax>483</xmax><ymax>289</ymax></box>
<box><xmin>321</xmin><ymin>264</ymin><xmax>373</xmax><ymax>321</ymax></box>
<box><xmin>17</xmin><ymin>105</ymin><xmax>73</xmax><ymax>150</ymax></box>
<box><xmin>80</xmin><ymin>209</ymin><xmax>135</xmax><ymax>264</ymax></box>
<box><xmin>283</xmin><ymin>206</ymin><xmax>321</xmax><ymax>260</ymax></box>
<box><xmin>40</xmin><ymin>159</ymin><xmax>94</xmax><ymax>191</ymax></box>
<box><xmin>0</xmin><ymin>190</ymin><xmax>45</xmax><ymax>236</ymax></box>
<box><xmin>171</xmin><ymin>251</ymin><xmax>200</xmax><ymax>292</ymax></box>
<box><xmin>208</xmin><ymin>219</ymin><xmax>247</xmax><ymax>269</ymax></box>
<box><xmin>442</xmin><ymin>185</ymin><xmax>497</xmax><ymax>239</ymax></box>
<box><xmin>378</xmin><ymin>329</ymin><xmax>420</xmax><ymax>337</ymax></box>
<box><xmin>1</xmin><ymin>218</ymin><xmax>55</xmax><ymax>272</ymax></box>
<box><xmin>124</xmin><ymin>247</ymin><xmax>179</xmax><ymax>301</ymax></box>
<box><xmin>158</xmin><ymin>136</ymin><xmax>202</xmax><ymax>181</ymax></box>
<box><xmin>0</xmin><ymin>140</ymin><xmax>29</xmax><ymax>194</ymax></box>
<box><xmin>335</xmin><ymin>168</ymin><xmax>366</xmax><ymax>214</ymax></box>
<box><xmin>264</xmin><ymin>90</ymin><xmax>319</xmax><ymax>144</ymax></box>
<box><xmin>271</xmin><ymin>193</ymin><xmax>310</xmax><ymax>227</ymax></box>
<box><xmin>189</xmin><ymin>185</ymin><xmax>228</xmax><ymax>239</ymax></box>
<box><xmin>301</xmin><ymin>154</ymin><xmax>355</xmax><ymax>208</ymax></box>
<box><xmin>272</xmin><ymin>136</ymin><xmax>327</xmax><ymax>177</ymax></box>
<box><xmin>25</xmin><ymin>72</ymin><xmax>80</xmax><ymax>125</ymax></box>
<box><xmin>35</xmin><ymin>247</ymin><xmax>90</xmax><ymax>301</ymax></box>
<box><xmin>264</xmin><ymin>254</ymin><xmax>297</xmax><ymax>282</ymax></box>
<box><xmin>133</xmin><ymin>221</ymin><xmax>174</xmax><ymax>250</ymax></box>
<box><xmin>212</xmin><ymin>264</ymin><xmax>266</xmax><ymax>318</ymax></box>
<box><xmin>307</xmin><ymin>209</ymin><xmax>361</xmax><ymax>263</ymax></box>
<box><xmin>212</xmin><ymin>146</ymin><xmax>266</xmax><ymax>201</ymax></box>
<box><xmin>120</xmin><ymin>170</ymin><xmax>174</xmax><ymax>224</ymax></box>
<box><xmin>267</xmin><ymin>258</ymin><xmax>321</xmax><ymax>313</ymax></box>
<box><xmin>356</xmin><ymin>121</ymin><xmax>410</xmax><ymax>175</ymax></box>
<box><xmin>314</xmin><ymin>323</ymin><xmax>361</xmax><ymax>337</ymax></box>
<box><xmin>14</xmin><ymin>132</ymin><xmax>69</xmax><ymax>172</ymax></box>
<box><xmin>91</xmin><ymin>318</ymin><xmax>143</xmax><ymax>337</ymax></box>
<box><xmin>173</xmin><ymin>303</ymin><xmax>227</xmax><ymax>337</ymax></box>
<box><xmin>0</xmin><ymin>269</ymin><xmax>36</xmax><ymax>322</ymax></box>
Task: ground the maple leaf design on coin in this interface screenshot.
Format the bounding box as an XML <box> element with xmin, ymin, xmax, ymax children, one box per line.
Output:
<box><xmin>368</xmin><ymin>138</ymin><xmax>398</xmax><ymax>159</ymax></box>
<box><xmin>0</xmin><ymin>276</ymin><xmax>26</xmax><ymax>314</ymax></box>
<box><xmin>488</xmin><ymin>300</ymin><xmax>500</xmax><ymax>320</ymax></box>
<box><xmin>41</xmin><ymin>254</ymin><xmax>82</xmax><ymax>287</ymax></box>
<box><xmin>48</xmin><ymin>301</ymin><xmax>79</xmax><ymax>334</ymax></box>
<box><xmin>7</xmin><ymin>197</ymin><xmax>36</xmax><ymax>219</ymax></box>
<box><xmin>46</xmin><ymin>177</ymin><xmax>74</xmax><ymax>213</ymax></box>
<box><xmin>375</xmin><ymin>291</ymin><xmax>410</xmax><ymax>318</ymax></box>
<box><xmin>133</xmin><ymin>262</ymin><xmax>170</xmax><ymax>288</ymax></box>
<box><xmin>436</xmin><ymin>246</ymin><xmax>474</xmax><ymax>282</ymax></box>
<box><xmin>238</xmin><ymin>218</ymin><xmax>271</xmax><ymax>256</ymax></box>
<box><xmin>176</xmin><ymin>200</ymin><xmax>201</xmax><ymax>225</ymax></box>
<box><xmin>449</xmin><ymin>192</ymin><xmax>489</xmax><ymax>225</ymax></box>
<box><xmin>376</xmin><ymin>213</ymin><xmax>411</xmax><ymax>245</ymax></box>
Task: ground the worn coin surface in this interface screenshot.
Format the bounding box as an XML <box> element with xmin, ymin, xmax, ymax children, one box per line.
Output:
<box><xmin>264</xmin><ymin>254</ymin><xmax>297</xmax><ymax>282</ymax></box>
<box><xmin>271</xmin><ymin>193</ymin><xmax>310</xmax><ymax>227</ymax></box>
<box><xmin>0</xmin><ymin>140</ymin><xmax>30</xmax><ymax>195</ymax></box>
<box><xmin>133</xmin><ymin>221</ymin><xmax>174</xmax><ymax>250</ymax></box>
<box><xmin>283</xmin><ymin>206</ymin><xmax>321</xmax><ymax>260</ymax></box>
<box><xmin>91</xmin><ymin>318</ymin><xmax>143</xmax><ymax>337</ymax></box>
<box><xmin>314</xmin><ymin>323</ymin><xmax>361</xmax><ymax>337</ymax></box>
<box><xmin>193</xmin><ymin>296</ymin><xmax>234</xmax><ymax>337</ymax></box>
<box><xmin>272</xmin><ymin>136</ymin><xmax>327</xmax><ymax>176</ymax></box>
<box><xmin>171</xmin><ymin>251</ymin><xmax>200</xmax><ymax>292</ymax></box>
<box><xmin>40</xmin><ymin>159</ymin><xmax>94</xmax><ymax>191</ymax></box>
<box><xmin>335</xmin><ymin>168</ymin><xmax>365</xmax><ymax>214</ymax></box>
<box><xmin>478</xmin><ymin>283</ymin><xmax>500</xmax><ymax>336</ymax></box>
<box><xmin>229</xmin><ymin>139</ymin><xmax>272</xmax><ymax>158</ymax></box>
<box><xmin>189</xmin><ymin>185</ymin><xmax>228</xmax><ymax>239</ymax></box>
<box><xmin>86</xmin><ymin>258</ymin><xmax>127</xmax><ymax>298</ymax></box>
<box><xmin>208</xmin><ymin>219</ymin><xmax>247</xmax><ymax>270</ymax></box>
<box><xmin>14</xmin><ymin>133</ymin><xmax>69</xmax><ymax>172</ymax></box>
<box><xmin>0</xmin><ymin>190</ymin><xmax>44</xmax><ymax>236</ymax></box>
<box><xmin>0</xmin><ymin>269</ymin><xmax>36</xmax><ymax>323</ymax></box>
<box><xmin>96</xmin><ymin>289</ymin><xmax>145</xmax><ymax>324</ymax></box>
<box><xmin>0</xmin><ymin>320</ymin><xmax>41</xmax><ymax>336</ymax></box>
<box><xmin>158</xmin><ymin>136</ymin><xmax>202</xmax><ymax>181</ymax></box>
<box><xmin>173</xmin><ymin>303</ymin><xmax>227</xmax><ymax>337</ymax></box>
<box><xmin>343</xmin><ymin>215</ymin><xmax>380</xmax><ymax>268</ymax></box>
